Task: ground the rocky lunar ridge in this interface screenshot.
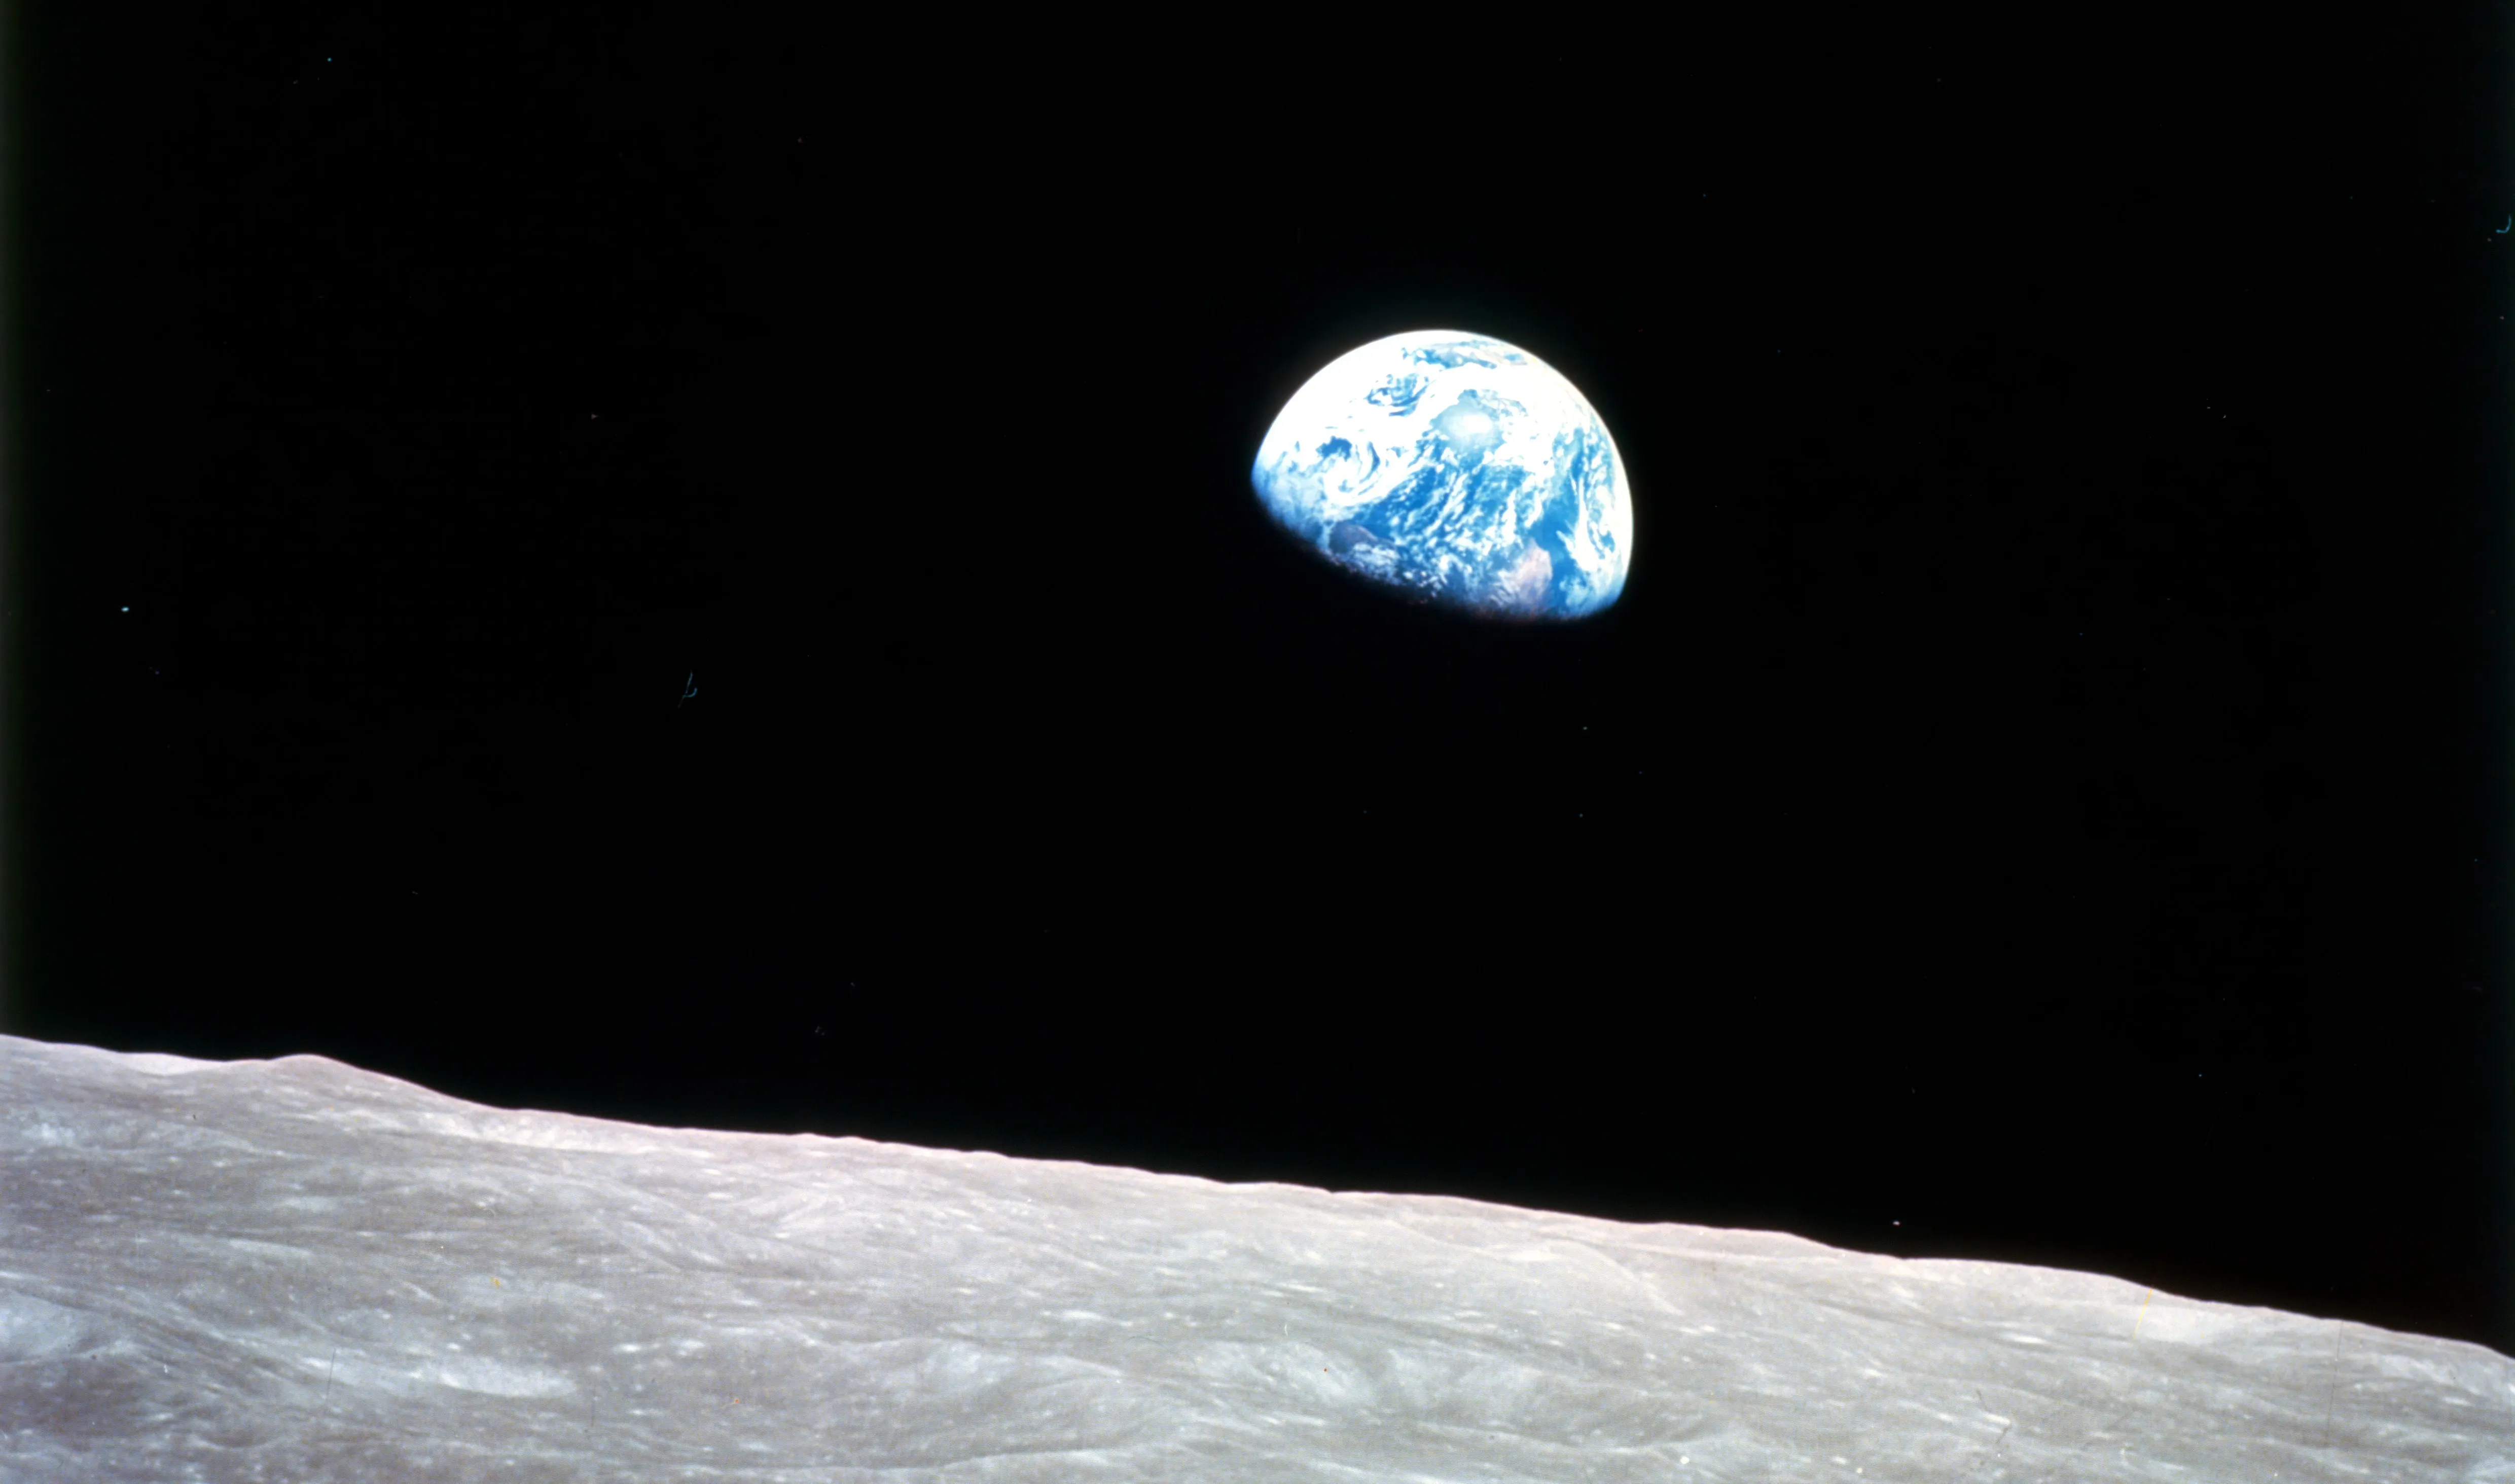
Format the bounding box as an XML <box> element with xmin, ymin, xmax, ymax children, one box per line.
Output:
<box><xmin>2</xmin><ymin>1033</ymin><xmax>2507</xmax><ymax>1480</ymax></box>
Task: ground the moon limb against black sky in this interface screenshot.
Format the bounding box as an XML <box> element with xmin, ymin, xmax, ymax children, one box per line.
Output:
<box><xmin>3</xmin><ymin>3</ymin><xmax>2509</xmax><ymax>1376</ymax></box>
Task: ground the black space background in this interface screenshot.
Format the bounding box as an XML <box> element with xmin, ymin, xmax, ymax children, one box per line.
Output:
<box><xmin>9</xmin><ymin>9</ymin><xmax>2511</xmax><ymax>1354</ymax></box>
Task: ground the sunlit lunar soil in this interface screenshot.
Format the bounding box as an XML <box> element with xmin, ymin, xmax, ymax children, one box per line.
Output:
<box><xmin>3</xmin><ymin>1034</ymin><xmax>2508</xmax><ymax>1481</ymax></box>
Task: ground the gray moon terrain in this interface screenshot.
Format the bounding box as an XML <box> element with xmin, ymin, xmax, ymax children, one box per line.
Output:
<box><xmin>3</xmin><ymin>1034</ymin><xmax>2508</xmax><ymax>1481</ymax></box>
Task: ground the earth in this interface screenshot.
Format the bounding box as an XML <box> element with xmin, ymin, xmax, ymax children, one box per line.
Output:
<box><xmin>1250</xmin><ymin>330</ymin><xmax>1632</xmax><ymax>620</ymax></box>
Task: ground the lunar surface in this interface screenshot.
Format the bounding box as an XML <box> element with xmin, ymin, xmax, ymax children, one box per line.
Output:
<box><xmin>3</xmin><ymin>1034</ymin><xmax>2508</xmax><ymax>1481</ymax></box>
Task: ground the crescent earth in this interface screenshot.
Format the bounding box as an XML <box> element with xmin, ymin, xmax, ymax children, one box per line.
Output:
<box><xmin>1250</xmin><ymin>330</ymin><xmax>1633</xmax><ymax>621</ymax></box>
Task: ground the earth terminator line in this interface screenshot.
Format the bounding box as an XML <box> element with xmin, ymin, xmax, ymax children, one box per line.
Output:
<box><xmin>1251</xmin><ymin>330</ymin><xmax>1633</xmax><ymax>621</ymax></box>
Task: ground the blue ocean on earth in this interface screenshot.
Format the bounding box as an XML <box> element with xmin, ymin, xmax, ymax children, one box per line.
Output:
<box><xmin>1251</xmin><ymin>331</ymin><xmax>1633</xmax><ymax>620</ymax></box>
